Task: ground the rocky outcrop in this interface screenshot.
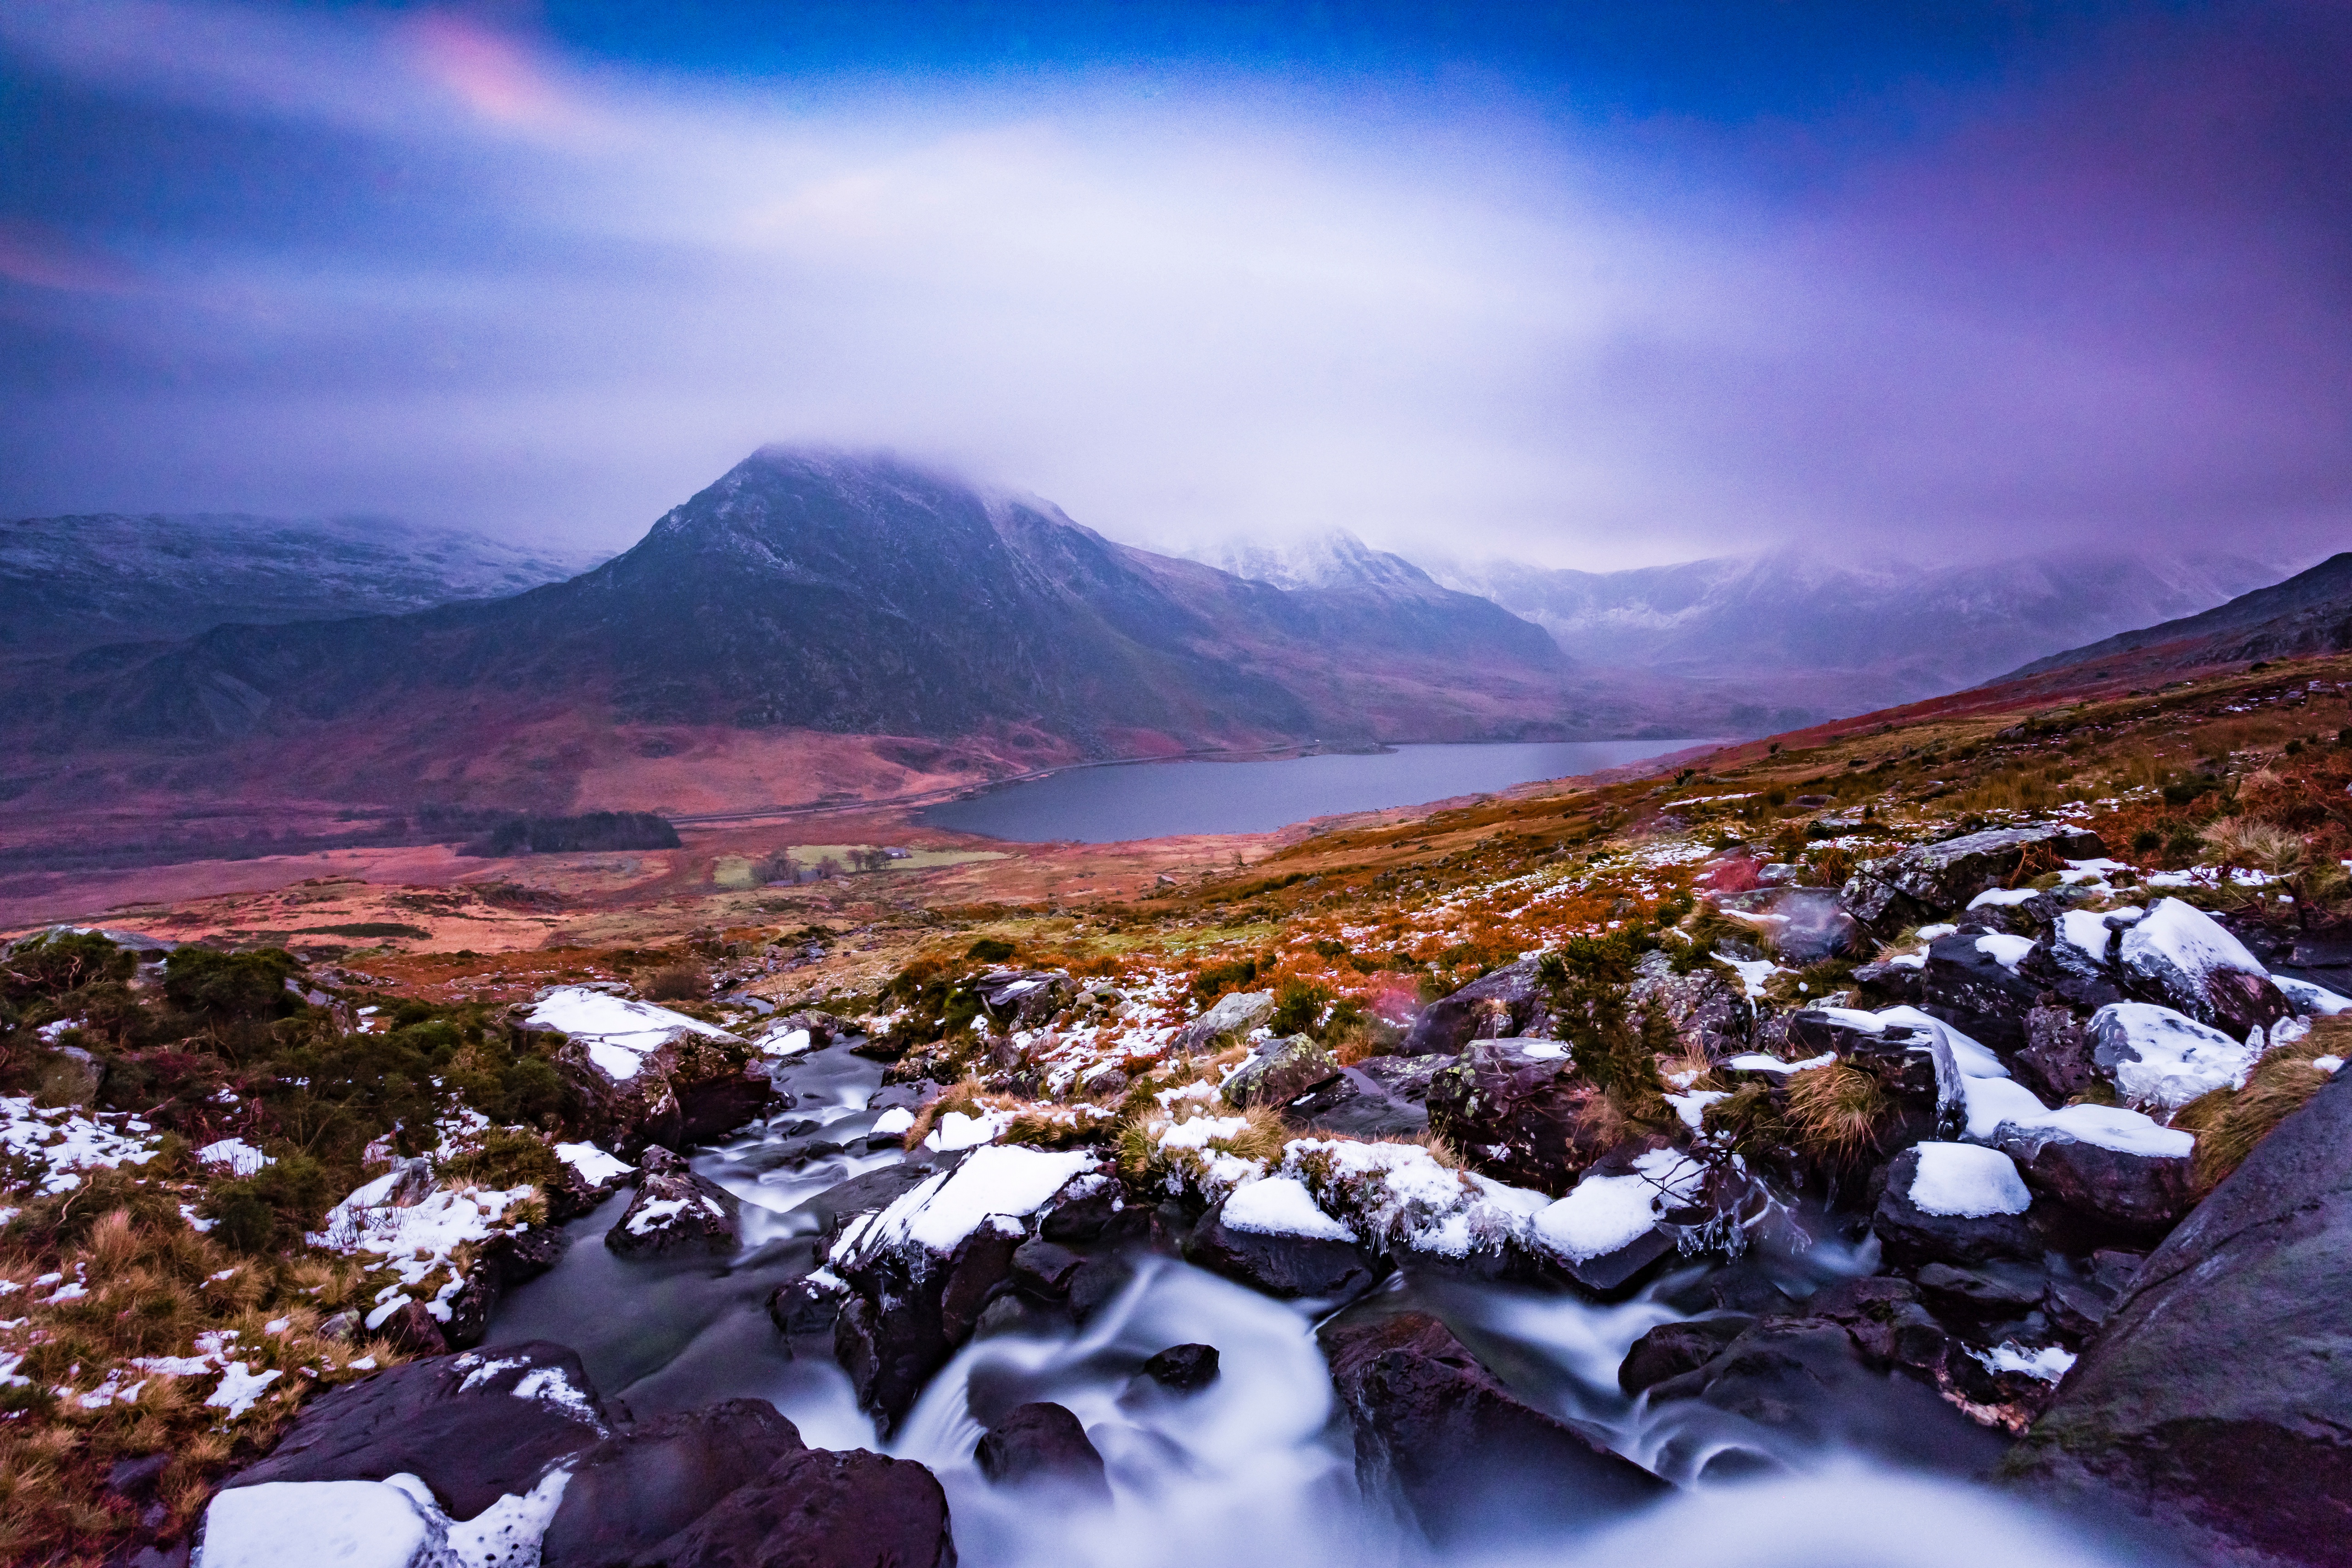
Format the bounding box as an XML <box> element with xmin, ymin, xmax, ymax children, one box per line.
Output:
<box><xmin>1629</xmin><ymin>950</ymin><xmax>1753</xmax><ymax>1058</ymax></box>
<box><xmin>1174</xmin><ymin>990</ymin><xmax>1274</xmax><ymax>1054</ymax></box>
<box><xmin>224</xmin><ymin>1343</ymin><xmax>609</xmax><ymax>1520</ymax></box>
<box><xmin>2115</xmin><ymin>898</ymin><xmax>2292</xmax><ymax>1038</ymax></box>
<box><xmin>1402</xmin><ymin>957</ymin><xmax>1555</xmax><ymax>1056</ymax></box>
<box><xmin>1186</xmin><ymin>1190</ymin><xmax>1381</xmax><ymax>1301</ymax></box>
<box><xmin>973</xmin><ymin>969</ymin><xmax>1074</xmax><ymax>1032</ymax></box>
<box><xmin>1991</xmin><ymin>1115</ymin><xmax>2198</xmax><ymax>1240</ymax></box>
<box><xmin>605</xmin><ymin>1147</ymin><xmax>741</xmax><ymax>1257</ymax></box>
<box><xmin>541</xmin><ymin>1400</ymin><xmax>805</xmax><ymax>1568</ymax></box>
<box><xmin>1917</xmin><ymin>931</ymin><xmax>2045</xmax><ymax>1058</ymax></box>
<box><xmin>2005</xmin><ymin>1070</ymin><xmax>2352</xmax><ymax>1567</ymax></box>
<box><xmin>653</xmin><ymin>1447</ymin><xmax>957</xmax><ymax>1568</ymax></box>
<box><xmin>973</xmin><ymin>1402</ymin><xmax>1112</xmax><ymax>1501</ymax></box>
<box><xmin>1321</xmin><ymin>1310</ymin><xmax>1667</xmax><ymax>1543</ymax></box>
<box><xmin>1425</xmin><ymin>1039</ymin><xmax>1618</xmax><ymax>1196</ymax></box>
<box><xmin>1841</xmin><ymin>824</ymin><xmax>2107</xmax><ymax>937</ymax></box>
<box><xmin>440</xmin><ymin>1227</ymin><xmax>567</xmax><ymax>1349</ymax></box>
<box><xmin>1871</xmin><ymin>1144</ymin><xmax>2041</xmax><ymax>1267</ymax></box>
<box><xmin>1221</xmin><ymin>1036</ymin><xmax>1340</xmax><ymax>1109</ymax></box>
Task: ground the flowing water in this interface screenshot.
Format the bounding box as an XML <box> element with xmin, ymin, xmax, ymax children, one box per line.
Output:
<box><xmin>916</xmin><ymin>740</ymin><xmax>1726</xmax><ymax>843</ymax></box>
<box><xmin>488</xmin><ymin>1042</ymin><xmax>2149</xmax><ymax>1568</ymax></box>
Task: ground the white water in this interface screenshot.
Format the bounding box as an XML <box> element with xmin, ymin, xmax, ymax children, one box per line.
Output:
<box><xmin>491</xmin><ymin>1041</ymin><xmax>2153</xmax><ymax>1568</ymax></box>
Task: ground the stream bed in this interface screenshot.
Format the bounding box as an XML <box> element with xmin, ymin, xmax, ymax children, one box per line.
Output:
<box><xmin>486</xmin><ymin>1041</ymin><xmax>2148</xmax><ymax>1568</ymax></box>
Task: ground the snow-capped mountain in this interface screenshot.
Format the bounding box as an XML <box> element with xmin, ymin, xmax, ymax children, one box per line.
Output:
<box><xmin>0</xmin><ymin>512</ymin><xmax>605</xmax><ymax>660</ymax></box>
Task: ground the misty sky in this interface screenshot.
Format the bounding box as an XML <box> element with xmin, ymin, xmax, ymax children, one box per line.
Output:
<box><xmin>2</xmin><ymin>1</ymin><xmax>2347</xmax><ymax>570</ymax></box>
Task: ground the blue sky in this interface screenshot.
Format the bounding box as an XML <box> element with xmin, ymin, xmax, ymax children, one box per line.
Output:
<box><xmin>1</xmin><ymin>1</ymin><xmax>2345</xmax><ymax>569</ymax></box>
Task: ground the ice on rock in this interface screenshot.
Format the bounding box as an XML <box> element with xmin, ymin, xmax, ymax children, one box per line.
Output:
<box><xmin>1907</xmin><ymin>1142</ymin><xmax>2031</xmax><ymax>1217</ymax></box>
<box><xmin>1221</xmin><ymin>1174</ymin><xmax>1358</xmax><ymax>1241</ymax></box>
<box><xmin>2089</xmin><ymin>1002</ymin><xmax>2258</xmax><ymax>1113</ymax></box>
<box><xmin>1968</xmin><ymin>1342</ymin><xmax>2077</xmax><ymax>1382</ymax></box>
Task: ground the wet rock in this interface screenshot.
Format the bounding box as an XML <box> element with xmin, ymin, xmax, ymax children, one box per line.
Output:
<box><xmin>1841</xmin><ymin>824</ymin><xmax>2107</xmax><ymax>938</ymax></box>
<box><xmin>541</xmin><ymin>1400</ymin><xmax>804</xmax><ymax>1568</ymax></box>
<box><xmin>1993</xmin><ymin>1115</ymin><xmax>2196</xmax><ymax>1239</ymax></box>
<box><xmin>767</xmin><ymin>1273</ymin><xmax>847</xmax><ymax>1337</ymax></box>
<box><xmin>1010</xmin><ymin>1237</ymin><xmax>1085</xmax><ymax>1299</ymax></box>
<box><xmin>867</xmin><ymin>1079</ymin><xmax>947</xmax><ymax>1117</ymax></box>
<box><xmin>1630</xmin><ymin>950</ymin><xmax>1753</xmax><ymax>1057</ymax></box>
<box><xmin>1618</xmin><ymin>1316</ymin><xmax>1754</xmax><ymax>1396</ymax></box>
<box><xmin>2013</xmin><ymin>1004</ymin><xmax>2102</xmax><ymax>1104</ymax></box>
<box><xmin>1140</xmin><ymin>1343</ymin><xmax>1221</xmax><ymax>1393</ymax></box>
<box><xmin>375</xmin><ymin>1300</ymin><xmax>451</xmax><ymax>1358</ymax></box>
<box><xmin>605</xmin><ymin>1147</ymin><xmax>741</xmax><ymax>1257</ymax></box>
<box><xmin>2007</xmin><ymin>1067</ymin><xmax>2352</xmax><ymax>1565</ymax></box>
<box><xmin>1174</xmin><ymin>989</ymin><xmax>1275</xmax><ymax>1054</ymax></box>
<box><xmin>439</xmin><ymin>1226</ymin><xmax>567</xmax><ymax>1349</ymax></box>
<box><xmin>1425</xmin><ymin>1039</ymin><xmax>1612</xmax><ymax>1196</ymax></box>
<box><xmin>1872</xmin><ymin>1144</ymin><xmax>2041</xmax><ymax>1267</ymax></box>
<box><xmin>1351</xmin><ymin>1054</ymin><xmax>1453</xmax><ymax>1103</ymax></box>
<box><xmin>1322</xmin><ymin>1310</ymin><xmax>1668</xmax><ymax>1543</ymax></box>
<box><xmin>226</xmin><ymin>1342</ymin><xmax>608</xmax><ymax>1520</ymax></box>
<box><xmin>973</xmin><ymin>1402</ymin><xmax>1112</xmax><ymax>1501</ymax></box>
<box><xmin>653</xmin><ymin>1447</ymin><xmax>956</xmax><ymax>1568</ymax></box>
<box><xmin>1186</xmin><ymin>1194</ymin><xmax>1380</xmax><ymax>1301</ymax></box>
<box><xmin>1912</xmin><ymin>1260</ymin><xmax>2049</xmax><ymax>1319</ymax></box>
<box><xmin>1221</xmin><ymin>1035</ymin><xmax>1340</xmax><ymax>1109</ymax></box>
<box><xmin>675</xmin><ymin>1063</ymin><xmax>776</xmax><ymax>1146</ymax></box>
<box><xmin>1919</xmin><ymin>932</ymin><xmax>2046</xmax><ymax>1058</ymax></box>
<box><xmin>837</xmin><ymin>1217</ymin><xmax>1025</xmax><ymax>1432</ymax></box>
<box><xmin>1401</xmin><ymin>957</ymin><xmax>1554</xmax><ymax>1057</ymax></box>
<box><xmin>1040</xmin><ymin>1188</ymin><xmax>1121</xmax><ymax>1244</ymax></box>
<box><xmin>2116</xmin><ymin>898</ymin><xmax>2292</xmax><ymax>1039</ymax></box>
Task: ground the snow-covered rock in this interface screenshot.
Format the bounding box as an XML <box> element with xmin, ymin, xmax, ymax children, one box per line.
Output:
<box><xmin>831</xmin><ymin>1145</ymin><xmax>1096</xmax><ymax>1264</ymax></box>
<box><xmin>1527</xmin><ymin>1149</ymin><xmax>1704</xmax><ymax>1288</ymax></box>
<box><xmin>2116</xmin><ymin>899</ymin><xmax>2290</xmax><ymax>1038</ymax></box>
<box><xmin>1908</xmin><ymin>1142</ymin><xmax>2032</xmax><ymax>1218</ymax></box>
<box><xmin>195</xmin><ymin>1477</ymin><xmax>452</xmax><ymax>1568</ymax></box>
<box><xmin>523</xmin><ymin>988</ymin><xmax>738</xmax><ymax>1083</ymax></box>
<box><xmin>2088</xmin><ymin>1002</ymin><xmax>2257</xmax><ymax>1113</ymax></box>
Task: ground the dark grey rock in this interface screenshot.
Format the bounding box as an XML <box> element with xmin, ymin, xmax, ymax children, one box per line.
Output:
<box><xmin>225</xmin><ymin>1342</ymin><xmax>608</xmax><ymax>1520</ymax></box>
<box><xmin>1140</xmin><ymin>1343</ymin><xmax>1221</xmax><ymax>1392</ymax></box>
<box><xmin>1351</xmin><ymin>1054</ymin><xmax>1453</xmax><ymax>1103</ymax></box>
<box><xmin>1322</xmin><ymin>1310</ymin><xmax>1667</xmax><ymax>1543</ymax></box>
<box><xmin>973</xmin><ymin>1402</ymin><xmax>1111</xmax><ymax>1502</ymax></box>
<box><xmin>1010</xmin><ymin>1237</ymin><xmax>1084</xmax><ymax>1298</ymax></box>
<box><xmin>2013</xmin><ymin>1004</ymin><xmax>2103</xmax><ymax>1104</ymax></box>
<box><xmin>1840</xmin><ymin>824</ymin><xmax>2108</xmax><ymax>938</ymax></box>
<box><xmin>1871</xmin><ymin>1146</ymin><xmax>2041</xmax><ymax>1267</ymax></box>
<box><xmin>540</xmin><ymin>1399</ymin><xmax>803</xmax><ymax>1568</ymax></box>
<box><xmin>1173</xmin><ymin>990</ymin><xmax>1275</xmax><ymax>1054</ymax></box>
<box><xmin>1401</xmin><ymin>957</ymin><xmax>1554</xmax><ymax>1056</ymax></box>
<box><xmin>1618</xmin><ymin>1316</ymin><xmax>1754</xmax><ymax>1396</ymax></box>
<box><xmin>1630</xmin><ymin>950</ymin><xmax>1753</xmax><ymax>1057</ymax></box>
<box><xmin>605</xmin><ymin>1147</ymin><xmax>741</xmax><ymax>1257</ymax></box>
<box><xmin>1919</xmin><ymin>932</ymin><xmax>2045</xmax><ymax>1058</ymax></box>
<box><xmin>652</xmin><ymin>1446</ymin><xmax>956</xmax><ymax>1568</ymax></box>
<box><xmin>1280</xmin><ymin>1067</ymin><xmax>1430</xmax><ymax>1139</ymax></box>
<box><xmin>1186</xmin><ymin>1200</ymin><xmax>1380</xmax><ymax>1301</ymax></box>
<box><xmin>1222</xmin><ymin>1035</ymin><xmax>1340</xmax><ymax>1109</ymax></box>
<box><xmin>1994</xmin><ymin>1121</ymin><xmax>2196</xmax><ymax>1240</ymax></box>
<box><xmin>1425</xmin><ymin>1038</ymin><xmax>1615</xmax><ymax>1196</ymax></box>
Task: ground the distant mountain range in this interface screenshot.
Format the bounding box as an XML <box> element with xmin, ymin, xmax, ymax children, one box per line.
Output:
<box><xmin>0</xmin><ymin>451</ymin><xmax>1733</xmax><ymax>829</ymax></box>
<box><xmin>1194</xmin><ymin>534</ymin><xmax>2286</xmax><ymax>719</ymax></box>
<box><xmin>2007</xmin><ymin>551</ymin><xmax>2352</xmax><ymax>679</ymax></box>
<box><xmin>0</xmin><ymin>512</ymin><xmax>602</xmax><ymax>661</ymax></box>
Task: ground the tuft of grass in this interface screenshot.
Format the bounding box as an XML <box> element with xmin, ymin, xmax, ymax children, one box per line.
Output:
<box><xmin>2177</xmin><ymin>1020</ymin><xmax>2347</xmax><ymax>1190</ymax></box>
<box><xmin>1783</xmin><ymin>1061</ymin><xmax>1888</xmax><ymax>1160</ymax></box>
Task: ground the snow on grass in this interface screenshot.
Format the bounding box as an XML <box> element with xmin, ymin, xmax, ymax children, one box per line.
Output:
<box><xmin>204</xmin><ymin>1361</ymin><xmax>283</xmax><ymax>1420</ymax></box>
<box><xmin>0</xmin><ymin>1096</ymin><xmax>161</xmax><ymax>1194</ymax></box>
<box><xmin>1221</xmin><ymin>1174</ymin><xmax>1357</xmax><ymax>1241</ymax></box>
<box><xmin>1714</xmin><ymin>956</ymin><xmax>1781</xmax><ymax>999</ymax></box>
<box><xmin>1908</xmin><ymin>1143</ymin><xmax>2030</xmax><ymax>1217</ymax></box>
<box><xmin>524</xmin><ymin>986</ymin><xmax>737</xmax><ymax>1082</ymax></box>
<box><xmin>2274</xmin><ymin>975</ymin><xmax>2352</xmax><ymax>1015</ymax></box>
<box><xmin>311</xmin><ymin>1175</ymin><xmax>537</xmax><ymax>1324</ymax></box>
<box><xmin>832</xmin><ymin>1144</ymin><xmax>1095</xmax><ymax>1261</ymax></box>
<box><xmin>925</xmin><ymin>1109</ymin><xmax>1014</xmax><ymax>1151</ymax></box>
<box><xmin>2088</xmin><ymin>1002</ymin><xmax>2257</xmax><ymax>1113</ymax></box>
<box><xmin>196</xmin><ymin>1138</ymin><xmax>275</xmax><ymax>1177</ymax></box>
<box><xmin>1722</xmin><ymin>1052</ymin><xmax>1839</xmax><ymax>1076</ymax></box>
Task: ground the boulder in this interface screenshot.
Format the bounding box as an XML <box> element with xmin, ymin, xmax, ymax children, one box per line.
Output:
<box><xmin>1851</xmin><ymin>956</ymin><xmax>1926</xmax><ymax>1008</ymax></box>
<box><xmin>374</xmin><ymin>1300</ymin><xmax>451</xmax><ymax>1359</ymax></box>
<box><xmin>651</xmin><ymin>1447</ymin><xmax>956</xmax><ymax>1568</ymax></box>
<box><xmin>1186</xmin><ymin>1184</ymin><xmax>1380</xmax><ymax>1301</ymax></box>
<box><xmin>2087</xmin><ymin>1002</ymin><xmax>2257</xmax><ymax>1116</ymax></box>
<box><xmin>1871</xmin><ymin>1143</ymin><xmax>2041</xmax><ymax>1267</ymax></box>
<box><xmin>1009</xmin><ymin>1237</ymin><xmax>1085</xmax><ymax>1299</ymax></box>
<box><xmin>1221</xmin><ymin>1035</ymin><xmax>1340</xmax><ymax>1109</ymax></box>
<box><xmin>1321</xmin><ymin>1310</ymin><xmax>1667</xmax><ymax>1543</ymax></box>
<box><xmin>1139</xmin><ymin>1343</ymin><xmax>1221</xmax><ymax>1393</ymax></box>
<box><xmin>2005</xmin><ymin>1070</ymin><xmax>2352</xmax><ymax>1567</ymax></box>
<box><xmin>2017</xmin><ymin>912</ymin><xmax>2132</xmax><ymax>1013</ymax></box>
<box><xmin>1713</xmin><ymin>887</ymin><xmax>1864</xmax><ymax>965</ymax></box>
<box><xmin>2013</xmin><ymin>1004</ymin><xmax>2102</xmax><ymax>1104</ymax></box>
<box><xmin>195</xmin><ymin>1478</ymin><xmax>449</xmax><ymax>1568</ymax></box>
<box><xmin>605</xmin><ymin>1147</ymin><xmax>741</xmax><ymax>1257</ymax></box>
<box><xmin>972</xmin><ymin>1402</ymin><xmax>1112</xmax><ymax>1502</ymax></box>
<box><xmin>1918</xmin><ymin>931</ymin><xmax>2047</xmax><ymax>1058</ymax></box>
<box><xmin>1617</xmin><ymin>1316</ymin><xmax>1754</xmax><ymax>1396</ymax></box>
<box><xmin>1425</xmin><ymin>1039</ymin><xmax>1613</xmax><ymax>1196</ymax></box>
<box><xmin>1350</xmin><ymin>1054</ymin><xmax>1453</xmax><ymax>1103</ymax></box>
<box><xmin>225</xmin><ymin>1343</ymin><xmax>608</xmax><ymax>1520</ymax></box>
<box><xmin>1630</xmin><ymin>950</ymin><xmax>1754</xmax><ymax>1057</ymax></box>
<box><xmin>540</xmin><ymin>1400</ymin><xmax>805</xmax><ymax>1568</ymax></box>
<box><xmin>1840</xmin><ymin>824</ymin><xmax>2107</xmax><ymax>937</ymax></box>
<box><xmin>973</xmin><ymin>969</ymin><xmax>1073</xmax><ymax>1031</ymax></box>
<box><xmin>34</xmin><ymin>1044</ymin><xmax>103</xmax><ymax>1107</ymax></box>
<box><xmin>1401</xmin><ymin>957</ymin><xmax>1555</xmax><ymax>1056</ymax></box>
<box><xmin>439</xmin><ymin>1227</ymin><xmax>567</xmax><ymax>1349</ymax></box>
<box><xmin>2117</xmin><ymin>898</ymin><xmax>2292</xmax><ymax>1039</ymax></box>
<box><xmin>1785</xmin><ymin>1008</ymin><xmax>1964</xmax><ymax>1143</ymax></box>
<box><xmin>1993</xmin><ymin>1111</ymin><xmax>2197</xmax><ymax>1239</ymax></box>
<box><xmin>675</xmin><ymin>1063</ymin><xmax>776</xmax><ymax>1146</ymax></box>
<box><xmin>1174</xmin><ymin>990</ymin><xmax>1275</xmax><ymax>1054</ymax></box>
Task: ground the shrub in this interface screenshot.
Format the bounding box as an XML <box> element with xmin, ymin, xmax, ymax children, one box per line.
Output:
<box><xmin>2</xmin><ymin>931</ymin><xmax>134</xmax><ymax>1000</ymax></box>
<box><xmin>1783</xmin><ymin>1062</ymin><xmax>1888</xmax><ymax>1160</ymax></box>
<box><xmin>198</xmin><ymin>1154</ymin><xmax>334</xmax><ymax>1255</ymax></box>
<box><xmin>162</xmin><ymin>948</ymin><xmax>300</xmax><ymax>1021</ymax></box>
<box><xmin>1268</xmin><ymin>978</ymin><xmax>1331</xmax><ymax>1037</ymax></box>
<box><xmin>965</xmin><ymin>937</ymin><xmax>1017</xmax><ymax>963</ymax></box>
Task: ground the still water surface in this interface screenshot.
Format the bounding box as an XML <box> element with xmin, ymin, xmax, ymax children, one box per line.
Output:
<box><xmin>919</xmin><ymin>740</ymin><xmax>1723</xmax><ymax>843</ymax></box>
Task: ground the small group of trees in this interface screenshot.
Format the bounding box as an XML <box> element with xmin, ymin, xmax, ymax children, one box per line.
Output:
<box><xmin>754</xmin><ymin>845</ymin><xmax>902</xmax><ymax>885</ymax></box>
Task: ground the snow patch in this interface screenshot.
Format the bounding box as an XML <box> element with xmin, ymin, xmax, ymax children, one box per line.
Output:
<box><xmin>1908</xmin><ymin>1143</ymin><xmax>2030</xmax><ymax>1217</ymax></box>
<box><xmin>833</xmin><ymin>1144</ymin><xmax>1094</xmax><ymax>1260</ymax></box>
<box><xmin>1221</xmin><ymin>1174</ymin><xmax>1358</xmax><ymax>1241</ymax></box>
<box><xmin>552</xmin><ymin>1142</ymin><xmax>633</xmax><ymax>1186</ymax></box>
<box><xmin>2089</xmin><ymin>1002</ymin><xmax>2257</xmax><ymax>1113</ymax></box>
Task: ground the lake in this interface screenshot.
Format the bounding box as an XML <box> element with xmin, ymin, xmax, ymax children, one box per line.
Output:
<box><xmin>917</xmin><ymin>738</ymin><xmax>1723</xmax><ymax>843</ymax></box>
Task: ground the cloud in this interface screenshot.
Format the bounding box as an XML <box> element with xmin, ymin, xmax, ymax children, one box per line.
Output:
<box><xmin>0</xmin><ymin>0</ymin><xmax>2345</xmax><ymax>571</ymax></box>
